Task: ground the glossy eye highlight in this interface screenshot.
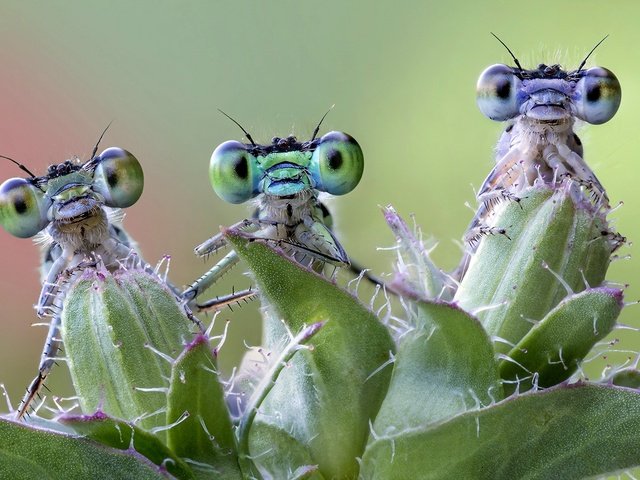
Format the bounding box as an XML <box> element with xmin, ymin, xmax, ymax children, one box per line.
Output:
<box><xmin>0</xmin><ymin>178</ymin><xmax>48</xmax><ymax>237</ymax></box>
<box><xmin>93</xmin><ymin>147</ymin><xmax>144</xmax><ymax>208</ymax></box>
<box><xmin>574</xmin><ymin>67</ymin><xmax>621</xmax><ymax>124</ymax></box>
<box><xmin>310</xmin><ymin>131</ymin><xmax>364</xmax><ymax>195</ymax></box>
<box><xmin>209</xmin><ymin>141</ymin><xmax>260</xmax><ymax>204</ymax></box>
<box><xmin>476</xmin><ymin>64</ymin><xmax>522</xmax><ymax>121</ymax></box>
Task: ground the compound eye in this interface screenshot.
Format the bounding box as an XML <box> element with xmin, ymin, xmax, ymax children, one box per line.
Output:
<box><xmin>310</xmin><ymin>131</ymin><xmax>364</xmax><ymax>195</ymax></box>
<box><xmin>575</xmin><ymin>67</ymin><xmax>621</xmax><ymax>124</ymax></box>
<box><xmin>93</xmin><ymin>147</ymin><xmax>144</xmax><ymax>208</ymax></box>
<box><xmin>0</xmin><ymin>178</ymin><xmax>48</xmax><ymax>238</ymax></box>
<box><xmin>209</xmin><ymin>140</ymin><xmax>259</xmax><ymax>204</ymax></box>
<box><xmin>476</xmin><ymin>64</ymin><xmax>522</xmax><ymax>121</ymax></box>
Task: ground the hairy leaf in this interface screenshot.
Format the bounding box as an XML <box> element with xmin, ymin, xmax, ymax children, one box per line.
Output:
<box><xmin>455</xmin><ymin>187</ymin><xmax>612</xmax><ymax>353</ymax></box>
<box><xmin>226</xmin><ymin>229</ymin><xmax>395</xmax><ymax>479</ymax></box>
<box><xmin>362</xmin><ymin>384</ymin><xmax>640</xmax><ymax>479</ymax></box>
<box><xmin>166</xmin><ymin>334</ymin><xmax>240</xmax><ymax>479</ymax></box>
<box><xmin>0</xmin><ymin>417</ymin><xmax>168</xmax><ymax>480</ymax></box>
<box><xmin>60</xmin><ymin>411</ymin><xmax>193</xmax><ymax>480</ymax></box>
<box><xmin>63</xmin><ymin>267</ymin><xmax>193</xmax><ymax>435</ymax></box>
<box><xmin>372</xmin><ymin>299</ymin><xmax>502</xmax><ymax>435</ymax></box>
<box><xmin>500</xmin><ymin>287</ymin><xmax>623</xmax><ymax>392</ymax></box>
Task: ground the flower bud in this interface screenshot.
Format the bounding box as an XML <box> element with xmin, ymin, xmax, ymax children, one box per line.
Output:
<box><xmin>454</xmin><ymin>184</ymin><xmax>619</xmax><ymax>353</ymax></box>
<box><xmin>61</xmin><ymin>263</ymin><xmax>194</xmax><ymax>434</ymax></box>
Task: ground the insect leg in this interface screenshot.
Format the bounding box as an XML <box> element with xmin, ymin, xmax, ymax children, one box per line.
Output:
<box><xmin>464</xmin><ymin>224</ymin><xmax>511</xmax><ymax>247</ymax></box>
<box><xmin>454</xmin><ymin>223</ymin><xmax>511</xmax><ymax>282</ymax></box>
<box><xmin>16</xmin><ymin>297</ymin><xmax>64</xmax><ymax>419</ymax></box>
<box><xmin>562</xmin><ymin>149</ymin><xmax>609</xmax><ymax>207</ymax></box>
<box><xmin>182</xmin><ymin>250</ymin><xmax>241</xmax><ymax>304</ymax></box>
<box><xmin>543</xmin><ymin>145</ymin><xmax>570</xmax><ymax>180</ymax></box>
<box><xmin>101</xmin><ymin>238</ymin><xmax>137</xmax><ymax>265</ymax></box>
<box><xmin>194</xmin><ymin>219</ymin><xmax>258</xmax><ymax>258</ymax></box>
<box><xmin>195</xmin><ymin>287</ymin><xmax>257</xmax><ymax>312</ymax></box>
<box><xmin>37</xmin><ymin>249</ymin><xmax>73</xmax><ymax>317</ymax></box>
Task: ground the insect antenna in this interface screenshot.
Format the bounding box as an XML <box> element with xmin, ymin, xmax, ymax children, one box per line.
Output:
<box><xmin>90</xmin><ymin>121</ymin><xmax>114</xmax><ymax>159</ymax></box>
<box><xmin>576</xmin><ymin>35</ymin><xmax>609</xmax><ymax>73</ymax></box>
<box><xmin>218</xmin><ymin>109</ymin><xmax>257</xmax><ymax>146</ymax></box>
<box><xmin>0</xmin><ymin>154</ymin><xmax>38</xmax><ymax>178</ymax></box>
<box><xmin>311</xmin><ymin>104</ymin><xmax>335</xmax><ymax>141</ymax></box>
<box><xmin>491</xmin><ymin>33</ymin><xmax>523</xmax><ymax>72</ymax></box>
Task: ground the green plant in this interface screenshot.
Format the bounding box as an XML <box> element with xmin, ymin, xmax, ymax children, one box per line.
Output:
<box><xmin>2</xmin><ymin>170</ymin><xmax>640</xmax><ymax>479</ymax></box>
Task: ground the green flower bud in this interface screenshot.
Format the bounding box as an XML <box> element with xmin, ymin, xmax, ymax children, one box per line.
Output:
<box><xmin>61</xmin><ymin>264</ymin><xmax>194</xmax><ymax>435</ymax></box>
<box><xmin>454</xmin><ymin>184</ymin><xmax>620</xmax><ymax>354</ymax></box>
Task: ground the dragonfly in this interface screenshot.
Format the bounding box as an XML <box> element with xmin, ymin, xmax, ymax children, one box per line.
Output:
<box><xmin>182</xmin><ymin>112</ymin><xmax>365</xmax><ymax>307</ymax></box>
<box><xmin>463</xmin><ymin>35</ymin><xmax>621</xmax><ymax>249</ymax></box>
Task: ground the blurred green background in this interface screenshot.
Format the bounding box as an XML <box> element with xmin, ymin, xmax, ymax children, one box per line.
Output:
<box><xmin>0</xmin><ymin>1</ymin><xmax>639</xmax><ymax>408</ymax></box>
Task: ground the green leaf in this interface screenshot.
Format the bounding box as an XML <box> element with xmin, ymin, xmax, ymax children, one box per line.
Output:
<box><xmin>166</xmin><ymin>334</ymin><xmax>241</xmax><ymax>479</ymax></box>
<box><xmin>361</xmin><ymin>384</ymin><xmax>640</xmax><ymax>479</ymax></box>
<box><xmin>59</xmin><ymin>411</ymin><xmax>193</xmax><ymax>480</ymax></box>
<box><xmin>290</xmin><ymin>465</ymin><xmax>322</xmax><ymax>480</ymax></box>
<box><xmin>372</xmin><ymin>299</ymin><xmax>502</xmax><ymax>435</ymax></box>
<box><xmin>500</xmin><ymin>287</ymin><xmax>623</xmax><ymax>393</ymax></box>
<box><xmin>612</xmin><ymin>368</ymin><xmax>640</xmax><ymax>389</ymax></box>
<box><xmin>20</xmin><ymin>416</ymin><xmax>78</xmax><ymax>435</ymax></box>
<box><xmin>238</xmin><ymin>322</ymin><xmax>325</xmax><ymax>479</ymax></box>
<box><xmin>62</xmin><ymin>267</ymin><xmax>194</xmax><ymax>434</ymax></box>
<box><xmin>455</xmin><ymin>187</ymin><xmax>612</xmax><ymax>353</ymax></box>
<box><xmin>0</xmin><ymin>417</ymin><xmax>168</xmax><ymax>480</ymax></box>
<box><xmin>225</xmin><ymin>229</ymin><xmax>395</xmax><ymax>479</ymax></box>
<box><xmin>247</xmin><ymin>423</ymin><xmax>325</xmax><ymax>480</ymax></box>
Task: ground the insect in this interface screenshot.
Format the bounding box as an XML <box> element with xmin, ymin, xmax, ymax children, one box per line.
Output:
<box><xmin>464</xmin><ymin>35</ymin><xmax>621</xmax><ymax>247</ymax></box>
<box><xmin>182</xmin><ymin>112</ymin><xmax>365</xmax><ymax>306</ymax></box>
<box><xmin>0</xmin><ymin>139</ymin><xmax>145</xmax><ymax>418</ymax></box>
<box><xmin>0</xmin><ymin>132</ymin><xmax>151</xmax><ymax>419</ymax></box>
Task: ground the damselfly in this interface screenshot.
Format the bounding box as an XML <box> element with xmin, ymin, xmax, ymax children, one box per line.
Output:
<box><xmin>183</xmin><ymin>112</ymin><xmax>365</xmax><ymax>307</ymax></box>
<box><xmin>464</xmin><ymin>35</ymin><xmax>621</xmax><ymax>248</ymax></box>
<box><xmin>0</xmin><ymin>136</ymin><xmax>147</xmax><ymax>418</ymax></box>
<box><xmin>0</xmin><ymin>131</ymin><xmax>242</xmax><ymax>419</ymax></box>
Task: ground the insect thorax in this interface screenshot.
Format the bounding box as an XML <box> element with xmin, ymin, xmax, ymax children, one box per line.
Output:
<box><xmin>46</xmin><ymin>206</ymin><xmax>111</xmax><ymax>252</ymax></box>
<box><xmin>256</xmin><ymin>189</ymin><xmax>320</xmax><ymax>228</ymax></box>
<box><xmin>491</xmin><ymin>114</ymin><xmax>593</xmax><ymax>197</ymax></box>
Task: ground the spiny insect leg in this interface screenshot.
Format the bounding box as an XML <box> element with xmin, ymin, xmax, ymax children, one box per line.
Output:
<box><xmin>567</xmin><ymin>177</ymin><xmax>608</xmax><ymax>210</ymax></box>
<box><xmin>16</xmin><ymin>306</ymin><xmax>63</xmax><ymax>420</ymax></box>
<box><xmin>275</xmin><ymin>237</ymin><xmax>346</xmax><ymax>266</ymax></box>
<box><xmin>196</xmin><ymin>287</ymin><xmax>257</xmax><ymax>312</ymax></box>
<box><xmin>453</xmin><ymin>223</ymin><xmax>511</xmax><ymax>282</ymax></box>
<box><xmin>182</xmin><ymin>250</ymin><xmax>241</xmax><ymax>305</ymax></box>
<box><xmin>194</xmin><ymin>219</ymin><xmax>258</xmax><ymax>258</ymax></box>
<box><xmin>36</xmin><ymin>250</ymin><xmax>73</xmax><ymax>317</ymax></box>
<box><xmin>478</xmin><ymin>188</ymin><xmax>521</xmax><ymax>216</ymax></box>
<box><xmin>464</xmin><ymin>224</ymin><xmax>511</xmax><ymax>248</ymax></box>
